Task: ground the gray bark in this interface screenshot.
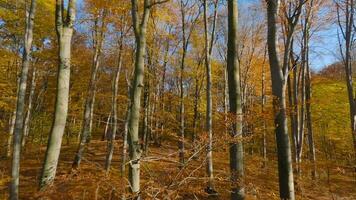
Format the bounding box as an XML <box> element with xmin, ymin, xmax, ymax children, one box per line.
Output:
<box><xmin>22</xmin><ymin>65</ymin><xmax>37</xmax><ymax>147</ymax></box>
<box><xmin>141</xmin><ymin>73</ymin><xmax>149</xmax><ymax>154</ymax></box>
<box><xmin>40</xmin><ymin>0</ymin><xmax>76</xmax><ymax>189</ymax></box>
<box><xmin>227</xmin><ymin>0</ymin><xmax>244</xmax><ymax>199</ymax></box>
<box><xmin>203</xmin><ymin>0</ymin><xmax>218</xmax><ymax>193</ymax></box>
<box><xmin>10</xmin><ymin>0</ymin><xmax>36</xmax><ymax>199</ymax></box>
<box><xmin>122</xmin><ymin>70</ymin><xmax>131</xmax><ymax>176</ymax></box>
<box><xmin>179</xmin><ymin>0</ymin><xmax>187</xmax><ymax>166</ymax></box>
<box><xmin>303</xmin><ymin>1</ymin><xmax>316</xmax><ymax>176</ymax></box>
<box><xmin>102</xmin><ymin>113</ymin><xmax>111</xmax><ymax>141</ymax></box>
<box><xmin>266</xmin><ymin>0</ymin><xmax>296</xmax><ymax>199</ymax></box>
<box><xmin>128</xmin><ymin>0</ymin><xmax>151</xmax><ymax>196</ymax></box>
<box><xmin>7</xmin><ymin>78</ymin><xmax>19</xmax><ymax>158</ymax></box>
<box><xmin>261</xmin><ymin>47</ymin><xmax>267</xmax><ymax>167</ymax></box>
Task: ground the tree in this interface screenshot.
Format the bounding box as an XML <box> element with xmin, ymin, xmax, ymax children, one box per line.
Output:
<box><xmin>265</xmin><ymin>0</ymin><xmax>304</xmax><ymax>199</ymax></box>
<box><xmin>227</xmin><ymin>0</ymin><xmax>244</xmax><ymax>199</ymax></box>
<box><xmin>73</xmin><ymin>4</ymin><xmax>107</xmax><ymax>169</ymax></box>
<box><xmin>128</xmin><ymin>0</ymin><xmax>151</xmax><ymax>196</ymax></box>
<box><xmin>40</xmin><ymin>0</ymin><xmax>76</xmax><ymax>188</ymax></box>
<box><xmin>203</xmin><ymin>0</ymin><xmax>218</xmax><ymax>194</ymax></box>
<box><xmin>10</xmin><ymin>0</ymin><xmax>36</xmax><ymax>199</ymax></box>
<box><xmin>105</xmin><ymin>17</ymin><xmax>127</xmax><ymax>172</ymax></box>
<box><xmin>22</xmin><ymin>64</ymin><xmax>37</xmax><ymax>146</ymax></box>
<box><xmin>335</xmin><ymin>0</ymin><xmax>356</xmax><ymax>162</ymax></box>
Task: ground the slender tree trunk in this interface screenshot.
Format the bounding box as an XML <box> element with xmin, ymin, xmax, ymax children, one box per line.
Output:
<box><xmin>105</xmin><ymin>43</ymin><xmax>123</xmax><ymax>172</ymax></box>
<box><xmin>261</xmin><ymin>48</ymin><xmax>267</xmax><ymax>168</ymax></box>
<box><xmin>40</xmin><ymin>0</ymin><xmax>76</xmax><ymax>188</ymax></box>
<box><xmin>227</xmin><ymin>1</ymin><xmax>244</xmax><ymax>199</ymax></box>
<box><xmin>296</xmin><ymin>41</ymin><xmax>307</xmax><ymax>174</ymax></box>
<box><xmin>157</xmin><ymin>41</ymin><xmax>168</xmax><ymax>145</ymax></box>
<box><xmin>22</xmin><ymin>66</ymin><xmax>37</xmax><ymax>147</ymax></box>
<box><xmin>266</xmin><ymin>1</ymin><xmax>295</xmax><ymax>199</ymax></box>
<box><xmin>102</xmin><ymin>113</ymin><xmax>111</xmax><ymax>141</ymax></box>
<box><xmin>305</xmin><ymin>59</ymin><xmax>316</xmax><ymax>178</ymax></box>
<box><xmin>203</xmin><ymin>0</ymin><xmax>218</xmax><ymax>193</ymax></box>
<box><xmin>73</xmin><ymin>13</ymin><xmax>106</xmax><ymax>169</ymax></box>
<box><xmin>122</xmin><ymin>103</ymin><xmax>130</xmax><ymax>176</ymax></box>
<box><xmin>224</xmin><ymin>66</ymin><xmax>229</xmax><ymax>135</ymax></box>
<box><xmin>7</xmin><ymin>78</ymin><xmax>19</xmax><ymax>158</ymax></box>
<box><xmin>192</xmin><ymin>77</ymin><xmax>200</xmax><ymax>154</ymax></box>
<box><xmin>302</xmin><ymin>0</ymin><xmax>316</xmax><ymax>178</ymax></box>
<box><xmin>88</xmin><ymin>90</ymin><xmax>96</xmax><ymax>142</ymax></box>
<box><xmin>128</xmin><ymin>0</ymin><xmax>151</xmax><ymax>196</ymax></box>
<box><xmin>336</xmin><ymin>0</ymin><xmax>356</xmax><ymax>164</ymax></box>
<box><xmin>141</xmin><ymin>77</ymin><xmax>149</xmax><ymax>153</ymax></box>
<box><xmin>179</xmin><ymin>41</ymin><xmax>186</xmax><ymax>167</ymax></box>
<box><xmin>178</xmin><ymin>0</ymin><xmax>189</xmax><ymax>166</ymax></box>
<box><xmin>10</xmin><ymin>1</ymin><xmax>36</xmax><ymax>199</ymax></box>
<box><xmin>122</xmin><ymin>70</ymin><xmax>131</xmax><ymax>176</ymax></box>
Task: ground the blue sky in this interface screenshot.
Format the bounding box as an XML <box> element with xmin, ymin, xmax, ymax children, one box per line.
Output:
<box><xmin>238</xmin><ymin>0</ymin><xmax>337</xmax><ymax>71</ymax></box>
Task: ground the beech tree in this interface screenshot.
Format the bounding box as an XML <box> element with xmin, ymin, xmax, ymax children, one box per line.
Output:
<box><xmin>227</xmin><ymin>0</ymin><xmax>244</xmax><ymax>199</ymax></box>
<box><xmin>10</xmin><ymin>0</ymin><xmax>36</xmax><ymax>199</ymax></box>
<box><xmin>203</xmin><ymin>0</ymin><xmax>218</xmax><ymax>194</ymax></box>
<box><xmin>266</xmin><ymin>0</ymin><xmax>303</xmax><ymax>199</ymax></box>
<box><xmin>40</xmin><ymin>0</ymin><xmax>76</xmax><ymax>188</ymax></box>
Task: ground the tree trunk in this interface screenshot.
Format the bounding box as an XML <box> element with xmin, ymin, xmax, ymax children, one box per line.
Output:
<box><xmin>40</xmin><ymin>0</ymin><xmax>76</xmax><ymax>188</ymax></box>
<box><xmin>128</xmin><ymin>0</ymin><xmax>151</xmax><ymax>196</ymax></box>
<box><xmin>305</xmin><ymin>59</ymin><xmax>316</xmax><ymax>178</ymax></box>
<box><xmin>227</xmin><ymin>0</ymin><xmax>244</xmax><ymax>199</ymax></box>
<box><xmin>10</xmin><ymin>0</ymin><xmax>36</xmax><ymax>199</ymax></box>
<box><xmin>22</xmin><ymin>65</ymin><xmax>37</xmax><ymax>147</ymax></box>
<box><xmin>303</xmin><ymin>0</ymin><xmax>316</xmax><ymax>178</ymax></box>
<box><xmin>266</xmin><ymin>1</ymin><xmax>295</xmax><ymax>199</ymax></box>
<box><xmin>105</xmin><ymin>43</ymin><xmax>123</xmax><ymax>172</ymax></box>
<box><xmin>7</xmin><ymin>78</ymin><xmax>19</xmax><ymax>158</ymax></box>
<box><xmin>192</xmin><ymin>77</ymin><xmax>200</xmax><ymax>154</ymax></box>
<box><xmin>73</xmin><ymin>12</ymin><xmax>106</xmax><ymax>169</ymax></box>
<box><xmin>141</xmin><ymin>77</ymin><xmax>149</xmax><ymax>154</ymax></box>
<box><xmin>122</xmin><ymin>70</ymin><xmax>131</xmax><ymax>176</ymax></box>
<box><xmin>261</xmin><ymin>48</ymin><xmax>267</xmax><ymax>168</ymax></box>
<box><xmin>203</xmin><ymin>0</ymin><xmax>218</xmax><ymax>193</ymax></box>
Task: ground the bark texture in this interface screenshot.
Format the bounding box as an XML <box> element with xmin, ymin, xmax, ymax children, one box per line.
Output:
<box><xmin>10</xmin><ymin>0</ymin><xmax>36</xmax><ymax>199</ymax></box>
<box><xmin>266</xmin><ymin>0</ymin><xmax>295</xmax><ymax>199</ymax></box>
<box><xmin>40</xmin><ymin>0</ymin><xmax>76</xmax><ymax>188</ymax></box>
<box><xmin>227</xmin><ymin>0</ymin><xmax>244</xmax><ymax>199</ymax></box>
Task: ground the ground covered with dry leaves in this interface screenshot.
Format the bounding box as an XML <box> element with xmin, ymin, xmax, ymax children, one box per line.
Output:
<box><xmin>1</xmin><ymin>139</ymin><xmax>355</xmax><ymax>199</ymax></box>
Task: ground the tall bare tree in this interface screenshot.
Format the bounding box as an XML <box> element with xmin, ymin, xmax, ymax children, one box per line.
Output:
<box><xmin>203</xmin><ymin>0</ymin><xmax>218</xmax><ymax>194</ymax></box>
<box><xmin>266</xmin><ymin>0</ymin><xmax>305</xmax><ymax>199</ymax></box>
<box><xmin>227</xmin><ymin>0</ymin><xmax>244</xmax><ymax>199</ymax></box>
<box><xmin>40</xmin><ymin>0</ymin><xmax>76</xmax><ymax>188</ymax></box>
<box><xmin>10</xmin><ymin>0</ymin><xmax>36</xmax><ymax>199</ymax></box>
<box><xmin>336</xmin><ymin>0</ymin><xmax>356</xmax><ymax>161</ymax></box>
<box><xmin>72</xmin><ymin>8</ymin><xmax>107</xmax><ymax>169</ymax></box>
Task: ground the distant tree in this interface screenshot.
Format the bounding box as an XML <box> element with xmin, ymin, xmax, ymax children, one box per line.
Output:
<box><xmin>73</xmin><ymin>3</ymin><xmax>107</xmax><ymax>170</ymax></box>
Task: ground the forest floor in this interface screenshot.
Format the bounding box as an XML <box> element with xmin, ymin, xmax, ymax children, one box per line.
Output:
<box><xmin>0</xmin><ymin>138</ymin><xmax>356</xmax><ymax>200</ymax></box>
